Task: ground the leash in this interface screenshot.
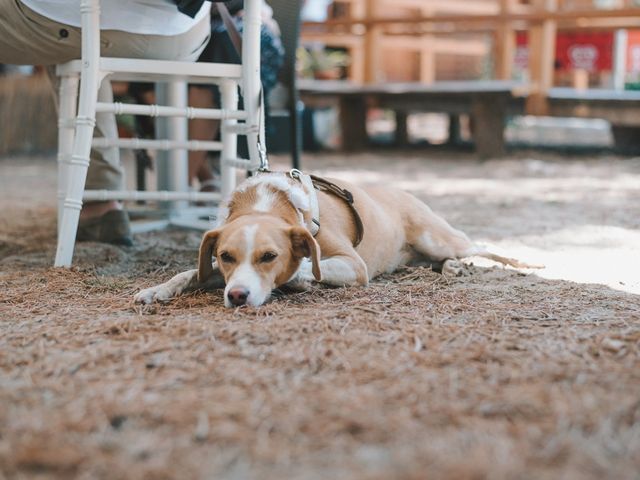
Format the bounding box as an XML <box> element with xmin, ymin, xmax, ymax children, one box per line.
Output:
<box><xmin>217</xmin><ymin>2</ymin><xmax>269</xmax><ymax>172</ymax></box>
<box><xmin>216</xmin><ymin>2</ymin><xmax>242</xmax><ymax>55</ymax></box>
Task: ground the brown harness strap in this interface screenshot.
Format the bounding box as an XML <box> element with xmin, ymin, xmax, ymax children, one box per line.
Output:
<box><xmin>308</xmin><ymin>174</ymin><xmax>365</xmax><ymax>248</ymax></box>
<box><xmin>258</xmin><ymin>170</ymin><xmax>365</xmax><ymax>248</ymax></box>
<box><xmin>216</xmin><ymin>2</ymin><xmax>243</xmax><ymax>56</ymax></box>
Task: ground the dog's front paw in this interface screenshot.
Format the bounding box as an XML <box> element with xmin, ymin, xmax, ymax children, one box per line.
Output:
<box><xmin>286</xmin><ymin>276</ymin><xmax>315</xmax><ymax>291</ymax></box>
<box><xmin>286</xmin><ymin>260</ymin><xmax>317</xmax><ymax>291</ymax></box>
<box><xmin>134</xmin><ymin>285</ymin><xmax>175</xmax><ymax>304</ymax></box>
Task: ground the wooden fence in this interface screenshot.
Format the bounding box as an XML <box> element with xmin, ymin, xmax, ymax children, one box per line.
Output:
<box><xmin>301</xmin><ymin>0</ymin><xmax>640</xmax><ymax>114</ymax></box>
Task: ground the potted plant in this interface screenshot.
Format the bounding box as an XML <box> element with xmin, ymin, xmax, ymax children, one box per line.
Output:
<box><xmin>297</xmin><ymin>47</ymin><xmax>350</xmax><ymax>80</ymax></box>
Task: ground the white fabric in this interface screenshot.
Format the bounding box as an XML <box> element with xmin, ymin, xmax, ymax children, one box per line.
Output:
<box><xmin>300</xmin><ymin>0</ymin><xmax>331</xmax><ymax>22</ymax></box>
<box><xmin>19</xmin><ymin>0</ymin><xmax>211</xmax><ymax>36</ymax></box>
<box><xmin>292</xmin><ymin>171</ymin><xmax>320</xmax><ymax>237</ymax></box>
<box><xmin>233</xmin><ymin>171</ymin><xmax>320</xmax><ymax>236</ymax></box>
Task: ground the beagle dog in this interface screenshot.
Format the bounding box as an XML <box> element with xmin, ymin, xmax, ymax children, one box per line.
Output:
<box><xmin>134</xmin><ymin>171</ymin><xmax>536</xmax><ymax>308</ymax></box>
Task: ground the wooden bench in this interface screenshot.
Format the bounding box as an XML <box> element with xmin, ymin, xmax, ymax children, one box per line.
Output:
<box><xmin>547</xmin><ymin>88</ymin><xmax>640</xmax><ymax>155</ymax></box>
<box><xmin>298</xmin><ymin>79</ymin><xmax>528</xmax><ymax>158</ymax></box>
<box><xmin>547</xmin><ymin>88</ymin><xmax>640</xmax><ymax>126</ymax></box>
<box><xmin>546</xmin><ymin>88</ymin><xmax>640</xmax><ymax>153</ymax></box>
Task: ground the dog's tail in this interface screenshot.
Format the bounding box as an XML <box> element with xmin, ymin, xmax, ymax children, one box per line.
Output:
<box><xmin>470</xmin><ymin>247</ymin><xmax>545</xmax><ymax>269</ymax></box>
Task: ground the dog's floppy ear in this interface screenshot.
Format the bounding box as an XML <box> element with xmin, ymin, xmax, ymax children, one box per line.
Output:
<box><xmin>289</xmin><ymin>227</ymin><xmax>321</xmax><ymax>281</ymax></box>
<box><xmin>198</xmin><ymin>229</ymin><xmax>221</xmax><ymax>282</ymax></box>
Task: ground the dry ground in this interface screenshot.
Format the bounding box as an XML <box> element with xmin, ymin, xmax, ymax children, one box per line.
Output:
<box><xmin>1</xmin><ymin>151</ymin><xmax>639</xmax><ymax>480</ymax></box>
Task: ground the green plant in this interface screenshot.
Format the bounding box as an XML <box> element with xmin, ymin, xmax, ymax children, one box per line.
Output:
<box><xmin>297</xmin><ymin>47</ymin><xmax>350</xmax><ymax>79</ymax></box>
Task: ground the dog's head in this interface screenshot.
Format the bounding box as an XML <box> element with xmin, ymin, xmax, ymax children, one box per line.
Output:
<box><xmin>197</xmin><ymin>215</ymin><xmax>321</xmax><ymax>307</ymax></box>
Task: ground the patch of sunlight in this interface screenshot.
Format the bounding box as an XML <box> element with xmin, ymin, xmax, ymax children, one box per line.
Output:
<box><xmin>473</xmin><ymin>225</ymin><xmax>640</xmax><ymax>295</ymax></box>
<box><xmin>319</xmin><ymin>168</ymin><xmax>640</xmax><ymax>203</ymax></box>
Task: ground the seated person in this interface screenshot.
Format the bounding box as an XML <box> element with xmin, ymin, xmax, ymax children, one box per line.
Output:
<box><xmin>0</xmin><ymin>0</ymin><xmax>212</xmax><ymax>245</ymax></box>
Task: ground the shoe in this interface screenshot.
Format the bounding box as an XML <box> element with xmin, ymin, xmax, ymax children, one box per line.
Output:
<box><xmin>76</xmin><ymin>210</ymin><xmax>133</xmax><ymax>246</ymax></box>
<box><xmin>199</xmin><ymin>178</ymin><xmax>221</xmax><ymax>192</ymax></box>
<box><xmin>195</xmin><ymin>178</ymin><xmax>220</xmax><ymax>206</ymax></box>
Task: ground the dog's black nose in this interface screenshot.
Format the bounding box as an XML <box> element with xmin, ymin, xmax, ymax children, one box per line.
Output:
<box><xmin>227</xmin><ymin>288</ymin><xmax>249</xmax><ymax>306</ymax></box>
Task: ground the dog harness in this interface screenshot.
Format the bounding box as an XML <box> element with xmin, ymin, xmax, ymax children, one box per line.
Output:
<box><xmin>288</xmin><ymin>169</ymin><xmax>364</xmax><ymax>248</ymax></box>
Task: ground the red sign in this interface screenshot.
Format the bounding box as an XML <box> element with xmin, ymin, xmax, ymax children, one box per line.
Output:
<box><xmin>557</xmin><ymin>32</ymin><xmax>613</xmax><ymax>71</ymax></box>
<box><xmin>515</xmin><ymin>31</ymin><xmax>614</xmax><ymax>72</ymax></box>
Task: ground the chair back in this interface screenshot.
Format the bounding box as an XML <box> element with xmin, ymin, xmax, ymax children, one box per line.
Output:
<box><xmin>269</xmin><ymin>0</ymin><xmax>303</xmax><ymax>96</ymax></box>
<box><xmin>268</xmin><ymin>0</ymin><xmax>303</xmax><ymax>168</ymax></box>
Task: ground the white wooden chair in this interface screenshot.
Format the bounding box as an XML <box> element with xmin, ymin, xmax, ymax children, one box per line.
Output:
<box><xmin>54</xmin><ymin>0</ymin><xmax>266</xmax><ymax>267</ymax></box>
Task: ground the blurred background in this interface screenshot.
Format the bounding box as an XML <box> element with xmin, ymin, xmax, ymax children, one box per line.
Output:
<box><xmin>2</xmin><ymin>0</ymin><xmax>640</xmax><ymax>158</ymax></box>
<box><xmin>295</xmin><ymin>0</ymin><xmax>640</xmax><ymax>153</ymax></box>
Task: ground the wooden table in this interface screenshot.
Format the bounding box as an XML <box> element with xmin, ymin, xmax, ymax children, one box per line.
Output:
<box><xmin>299</xmin><ymin>79</ymin><xmax>528</xmax><ymax>157</ymax></box>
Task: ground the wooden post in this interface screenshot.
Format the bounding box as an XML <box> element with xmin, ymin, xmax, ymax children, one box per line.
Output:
<box><xmin>571</xmin><ymin>69</ymin><xmax>589</xmax><ymax>90</ymax></box>
<box><xmin>349</xmin><ymin>46</ymin><xmax>366</xmax><ymax>84</ymax></box>
<box><xmin>339</xmin><ymin>95</ymin><xmax>368</xmax><ymax>151</ymax></box>
<box><xmin>350</xmin><ymin>0</ymin><xmax>366</xmax><ymax>20</ymax></box>
<box><xmin>419</xmin><ymin>4</ymin><xmax>436</xmax><ymax>84</ymax></box>
<box><xmin>526</xmin><ymin>0</ymin><xmax>557</xmax><ymax>115</ymax></box>
<box><xmin>350</xmin><ymin>0</ymin><xmax>366</xmax><ymax>84</ymax></box>
<box><xmin>471</xmin><ymin>94</ymin><xmax>507</xmax><ymax>158</ymax></box>
<box><xmin>494</xmin><ymin>0</ymin><xmax>516</xmax><ymax>80</ymax></box>
<box><xmin>395</xmin><ymin>110</ymin><xmax>410</xmax><ymax>147</ymax></box>
<box><xmin>420</xmin><ymin>37</ymin><xmax>437</xmax><ymax>84</ymax></box>
<box><xmin>364</xmin><ymin>0</ymin><xmax>382</xmax><ymax>83</ymax></box>
<box><xmin>447</xmin><ymin>114</ymin><xmax>461</xmax><ymax>146</ymax></box>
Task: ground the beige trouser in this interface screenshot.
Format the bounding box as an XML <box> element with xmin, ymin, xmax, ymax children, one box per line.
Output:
<box><xmin>0</xmin><ymin>0</ymin><xmax>211</xmax><ymax>190</ymax></box>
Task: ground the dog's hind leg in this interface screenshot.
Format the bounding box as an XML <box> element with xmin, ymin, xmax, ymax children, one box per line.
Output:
<box><xmin>134</xmin><ymin>263</ymin><xmax>225</xmax><ymax>304</ymax></box>
<box><xmin>407</xmin><ymin>203</ymin><xmax>476</xmax><ymax>262</ymax></box>
<box><xmin>406</xmin><ymin>201</ymin><xmax>541</xmax><ymax>271</ymax></box>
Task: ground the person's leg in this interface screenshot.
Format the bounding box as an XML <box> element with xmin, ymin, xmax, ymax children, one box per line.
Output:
<box><xmin>92</xmin><ymin>11</ymin><xmax>212</xmax><ymax>195</ymax></box>
<box><xmin>43</xmin><ymin>65</ymin><xmax>129</xmax><ymax>242</ymax></box>
<box><xmin>185</xmin><ymin>26</ymin><xmax>235</xmax><ymax>189</ymax></box>
<box><xmin>81</xmin><ymin>17</ymin><xmax>211</xmax><ymax>236</ymax></box>
<box><xmin>0</xmin><ymin>0</ymin><xmax>83</xmax><ymax>65</ymax></box>
<box><xmin>101</xmin><ymin>10</ymin><xmax>211</xmax><ymax>62</ymax></box>
<box><xmin>101</xmin><ymin>14</ymin><xmax>214</xmax><ymax>193</ymax></box>
<box><xmin>81</xmin><ymin>80</ymin><xmax>124</xmax><ymax>221</ymax></box>
<box><xmin>188</xmin><ymin>86</ymin><xmax>219</xmax><ymax>186</ymax></box>
<box><xmin>2</xmin><ymin>1</ymin><xmax>211</xmax><ymax>243</ymax></box>
<box><xmin>0</xmin><ymin>2</ymin><xmax>129</xmax><ymax>242</ymax></box>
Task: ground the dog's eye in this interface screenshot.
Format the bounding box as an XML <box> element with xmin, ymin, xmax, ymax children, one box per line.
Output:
<box><xmin>220</xmin><ymin>252</ymin><xmax>236</xmax><ymax>263</ymax></box>
<box><xmin>259</xmin><ymin>252</ymin><xmax>277</xmax><ymax>263</ymax></box>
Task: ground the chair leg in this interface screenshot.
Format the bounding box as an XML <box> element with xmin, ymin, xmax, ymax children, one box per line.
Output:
<box><xmin>57</xmin><ymin>75</ymin><xmax>79</xmax><ymax>240</ymax></box>
<box><xmin>167</xmin><ymin>81</ymin><xmax>189</xmax><ymax>211</ymax></box>
<box><xmin>220</xmin><ymin>80</ymin><xmax>239</xmax><ymax>200</ymax></box>
<box><xmin>290</xmin><ymin>89</ymin><xmax>302</xmax><ymax>170</ymax></box>
<box><xmin>54</xmin><ymin>79</ymin><xmax>101</xmax><ymax>267</ymax></box>
<box><xmin>154</xmin><ymin>81</ymin><xmax>189</xmax><ymax>212</ymax></box>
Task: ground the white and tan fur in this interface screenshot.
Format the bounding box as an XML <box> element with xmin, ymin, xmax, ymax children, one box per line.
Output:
<box><xmin>135</xmin><ymin>172</ymin><xmax>537</xmax><ymax>307</ymax></box>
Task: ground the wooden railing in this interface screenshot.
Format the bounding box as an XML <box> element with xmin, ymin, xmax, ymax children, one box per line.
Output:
<box><xmin>301</xmin><ymin>0</ymin><xmax>640</xmax><ymax>114</ymax></box>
